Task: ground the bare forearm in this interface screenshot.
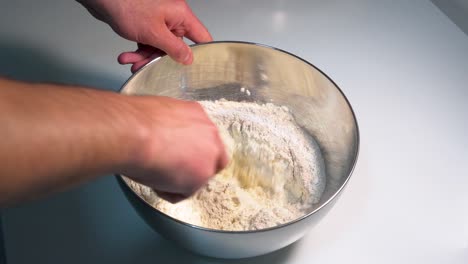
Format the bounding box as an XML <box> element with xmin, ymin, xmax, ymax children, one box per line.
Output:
<box><xmin>0</xmin><ymin>75</ymin><xmax>228</xmax><ymax>206</ymax></box>
<box><xmin>0</xmin><ymin>78</ymin><xmax>142</xmax><ymax>206</ymax></box>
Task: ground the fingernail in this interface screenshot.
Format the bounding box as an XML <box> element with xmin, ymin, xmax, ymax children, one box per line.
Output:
<box><xmin>182</xmin><ymin>52</ymin><xmax>192</xmax><ymax>65</ymax></box>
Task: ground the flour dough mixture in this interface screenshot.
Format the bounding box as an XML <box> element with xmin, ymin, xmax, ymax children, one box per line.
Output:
<box><xmin>127</xmin><ymin>100</ymin><xmax>325</xmax><ymax>231</ymax></box>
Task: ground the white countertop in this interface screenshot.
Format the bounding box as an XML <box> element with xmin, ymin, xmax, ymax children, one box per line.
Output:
<box><xmin>1</xmin><ymin>0</ymin><xmax>467</xmax><ymax>263</ymax></box>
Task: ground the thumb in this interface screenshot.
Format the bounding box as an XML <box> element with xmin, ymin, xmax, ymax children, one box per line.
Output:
<box><xmin>145</xmin><ymin>27</ymin><xmax>193</xmax><ymax>65</ymax></box>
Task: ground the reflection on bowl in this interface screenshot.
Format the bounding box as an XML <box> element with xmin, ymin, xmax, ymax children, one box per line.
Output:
<box><xmin>117</xmin><ymin>41</ymin><xmax>359</xmax><ymax>259</ymax></box>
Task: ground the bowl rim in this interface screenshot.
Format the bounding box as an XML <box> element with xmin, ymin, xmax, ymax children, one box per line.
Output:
<box><xmin>116</xmin><ymin>40</ymin><xmax>360</xmax><ymax>234</ymax></box>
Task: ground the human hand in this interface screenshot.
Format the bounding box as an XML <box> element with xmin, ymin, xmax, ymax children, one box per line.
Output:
<box><xmin>78</xmin><ymin>0</ymin><xmax>212</xmax><ymax>73</ymax></box>
<box><xmin>122</xmin><ymin>96</ymin><xmax>228</xmax><ymax>202</ymax></box>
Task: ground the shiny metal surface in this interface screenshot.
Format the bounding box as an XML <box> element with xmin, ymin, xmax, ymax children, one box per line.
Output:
<box><xmin>118</xmin><ymin>41</ymin><xmax>359</xmax><ymax>259</ymax></box>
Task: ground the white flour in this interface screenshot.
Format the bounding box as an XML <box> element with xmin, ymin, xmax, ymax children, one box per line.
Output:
<box><xmin>127</xmin><ymin>100</ymin><xmax>325</xmax><ymax>231</ymax></box>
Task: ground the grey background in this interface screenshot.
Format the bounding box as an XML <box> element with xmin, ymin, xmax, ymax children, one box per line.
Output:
<box><xmin>431</xmin><ymin>0</ymin><xmax>468</xmax><ymax>35</ymax></box>
<box><xmin>1</xmin><ymin>0</ymin><xmax>468</xmax><ymax>263</ymax></box>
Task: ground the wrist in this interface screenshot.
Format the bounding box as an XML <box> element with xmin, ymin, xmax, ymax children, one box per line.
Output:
<box><xmin>111</xmin><ymin>95</ymin><xmax>153</xmax><ymax>175</ymax></box>
<box><xmin>77</xmin><ymin>0</ymin><xmax>117</xmax><ymax>23</ymax></box>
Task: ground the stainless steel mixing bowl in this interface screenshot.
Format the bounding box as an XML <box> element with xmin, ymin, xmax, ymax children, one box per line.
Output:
<box><xmin>117</xmin><ymin>41</ymin><xmax>359</xmax><ymax>259</ymax></box>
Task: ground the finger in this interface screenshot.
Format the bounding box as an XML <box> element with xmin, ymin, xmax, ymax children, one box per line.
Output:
<box><xmin>118</xmin><ymin>44</ymin><xmax>165</xmax><ymax>65</ymax></box>
<box><xmin>156</xmin><ymin>191</ymin><xmax>187</xmax><ymax>204</ymax></box>
<box><xmin>130</xmin><ymin>52</ymin><xmax>164</xmax><ymax>73</ymax></box>
<box><xmin>144</xmin><ymin>26</ymin><xmax>193</xmax><ymax>65</ymax></box>
<box><xmin>184</xmin><ymin>10</ymin><xmax>213</xmax><ymax>43</ymax></box>
<box><xmin>131</xmin><ymin>58</ymin><xmax>152</xmax><ymax>73</ymax></box>
<box><xmin>216</xmin><ymin>142</ymin><xmax>230</xmax><ymax>173</ymax></box>
<box><xmin>119</xmin><ymin>45</ymin><xmax>152</xmax><ymax>64</ymax></box>
<box><xmin>118</xmin><ymin>51</ymin><xmax>147</xmax><ymax>65</ymax></box>
<box><xmin>137</xmin><ymin>44</ymin><xmax>166</xmax><ymax>57</ymax></box>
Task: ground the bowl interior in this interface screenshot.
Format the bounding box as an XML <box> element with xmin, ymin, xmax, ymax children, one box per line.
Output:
<box><xmin>121</xmin><ymin>41</ymin><xmax>359</xmax><ymax>216</ymax></box>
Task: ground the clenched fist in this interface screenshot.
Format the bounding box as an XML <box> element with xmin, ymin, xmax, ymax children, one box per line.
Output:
<box><xmin>121</xmin><ymin>96</ymin><xmax>228</xmax><ymax>202</ymax></box>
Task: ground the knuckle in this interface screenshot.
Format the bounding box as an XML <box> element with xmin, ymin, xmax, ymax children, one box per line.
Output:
<box><xmin>198</xmin><ymin>159</ymin><xmax>215</xmax><ymax>178</ymax></box>
<box><xmin>188</xmin><ymin>100</ymin><xmax>202</xmax><ymax>109</ymax></box>
<box><xmin>211</xmin><ymin>126</ymin><xmax>222</xmax><ymax>141</ymax></box>
<box><xmin>170</xmin><ymin>41</ymin><xmax>187</xmax><ymax>60</ymax></box>
<box><xmin>170</xmin><ymin>0</ymin><xmax>189</xmax><ymax>13</ymax></box>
